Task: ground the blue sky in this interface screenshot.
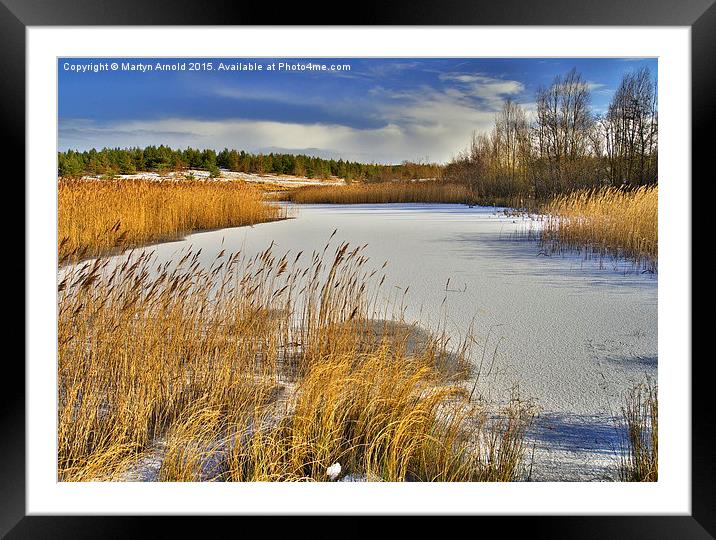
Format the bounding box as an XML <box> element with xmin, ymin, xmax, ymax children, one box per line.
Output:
<box><xmin>58</xmin><ymin>57</ymin><xmax>657</xmax><ymax>164</ymax></box>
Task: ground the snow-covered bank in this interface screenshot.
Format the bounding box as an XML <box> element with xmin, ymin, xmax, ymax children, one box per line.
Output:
<box><xmin>77</xmin><ymin>169</ymin><xmax>346</xmax><ymax>187</ymax></box>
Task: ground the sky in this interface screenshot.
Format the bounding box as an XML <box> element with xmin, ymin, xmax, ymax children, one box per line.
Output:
<box><xmin>58</xmin><ymin>57</ymin><xmax>657</xmax><ymax>164</ymax></box>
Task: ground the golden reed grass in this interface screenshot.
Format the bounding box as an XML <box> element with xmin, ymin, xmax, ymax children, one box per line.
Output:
<box><xmin>540</xmin><ymin>186</ymin><xmax>658</xmax><ymax>270</ymax></box>
<box><xmin>237</xmin><ymin>180</ymin><xmax>293</xmax><ymax>192</ymax></box>
<box><xmin>283</xmin><ymin>182</ymin><xmax>476</xmax><ymax>205</ymax></box>
<box><xmin>58</xmin><ymin>239</ymin><xmax>533</xmax><ymax>482</ymax></box>
<box><xmin>619</xmin><ymin>380</ymin><xmax>658</xmax><ymax>482</ymax></box>
<box><xmin>58</xmin><ymin>179</ymin><xmax>286</xmax><ymax>262</ymax></box>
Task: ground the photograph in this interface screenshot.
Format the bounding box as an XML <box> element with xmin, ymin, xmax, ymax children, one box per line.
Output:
<box><xmin>56</xmin><ymin>56</ymin><xmax>659</xmax><ymax>484</ymax></box>
<box><xmin>1</xmin><ymin>0</ymin><xmax>711</xmax><ymax>529</ymax></box>
<box><xmin>8</xmin><ymin>9</ymin><xmax>706</xmax><ymax>531</ymax></box>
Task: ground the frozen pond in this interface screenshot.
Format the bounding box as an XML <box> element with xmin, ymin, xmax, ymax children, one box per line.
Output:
<box><xmin>75</xmin><ymin>203</ymin><xmax>658</xmax><ymax>480</ymax></box>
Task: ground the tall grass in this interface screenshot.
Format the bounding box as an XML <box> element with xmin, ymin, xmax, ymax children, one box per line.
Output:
<box><xmin>58</xmin><ymin>179</ymin><xmax>286</xmax><ymax>263</ymax></box>
<box><xmin>619</xmin><ymin>381</ymin><xmax>658</xmax><ymax>482</ymax></box>
<box><xmin>283</xmin><ymin>182</ymin><xmax>476</xmax><ymax>205</ymax></box>
<box><xmin>540</xmin><ymin>186</ymin><xmax>657</xmax><ymax>270</ymax></box>
<box><xmin>58</xmin><ymin>239</ymin><xmax>533</xmax><ymax>482</ymax></box>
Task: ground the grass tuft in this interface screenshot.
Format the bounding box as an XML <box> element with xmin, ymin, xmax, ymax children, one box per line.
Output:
<box><xmin>619</xmin><ymin>380</ymin><xmax>658</xmax><ymax>482</ymax></box>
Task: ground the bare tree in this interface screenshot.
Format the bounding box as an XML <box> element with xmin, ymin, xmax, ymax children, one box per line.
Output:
<box><xmin>602</xmin><ymin>67</ymin><xmax>658</xmax><ymax>186</ymax></box>
<box><xmin>444</xmin><ymin>66</ymin><xmax>657</xmax><ymax>202</ymax></box>
<box><xmin>534</xmin><ymin>68</ymin><xmax>595</xmax><ymax>192</ymax></box>
<box><xmin>494</xmin><ymin>99</ymin><xmax>531</xmax><ymax>187</ymax></box>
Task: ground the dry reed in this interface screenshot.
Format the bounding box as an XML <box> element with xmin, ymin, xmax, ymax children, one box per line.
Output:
<box><xmin>619</xmin><ymin>380</ymin><xmax>658</xmax><ymax>482</ymax></box>
<box><xmin>283</xmin><ymin>182</ymin><xmax>476</xmax><ymax>205</ymax></box>
<box><xmin>58</xmin><ymin>239</ymin><xmax>533</xmax><ymax>482</ymax></box>
<box><xmin>540</xmin><ymin>186</ymin><xmax>658</xmax><ymax>270</ymax></box>
<box><xmin>58</xmin><ymin>179</ymin><xmax>286</xmax><ymax>263</ymax></box>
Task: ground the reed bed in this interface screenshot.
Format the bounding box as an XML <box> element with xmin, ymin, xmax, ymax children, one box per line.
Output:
<box><xmin>58</xmin><ymin>238</ymin><xmax>533</xmax><ymax>482</ymax></box>
<box><xmin>540</xmin><ymin>186</ymin><xmax>658</xmax><ymax>270</ymax></box>
<box><xmin>237</xmin><ymin>181</ymin><xmax>294</xmax><ymax>192</ymax></box>
<box><xmin>58</xmin><ymin>179</ymin><xmax>286</xmax><ymax>263</ymax></box>
<box><xmin>619</xmin><ymin>381</ymin><xmax>658</xmax><ymax>482</ymax></box>
<box><xmin>283</xmin><ymin>182</ymin><xmax>476</xmax><ymax>205</ymax></box>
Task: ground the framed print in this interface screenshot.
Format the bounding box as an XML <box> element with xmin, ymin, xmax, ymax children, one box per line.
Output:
<box><xmin>9</xmin><ymin>0</ymin><xmax>711</xmax><ymax>535</ymax></box>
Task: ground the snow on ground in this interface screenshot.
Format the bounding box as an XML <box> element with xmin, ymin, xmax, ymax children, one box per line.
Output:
<box><xmin>115</xmin><ymin>440</ymin><xmax>166</xmax><ymax>482</ymax></box>
<box><xmin>70</xmin><ymin>203</ymin><xmax>657</xmax><ymax>481</ymax></box>
<box><xmin>79</xmin><ymin>169</ymin><xmax>346</xmax><ymax>187</ymax></box>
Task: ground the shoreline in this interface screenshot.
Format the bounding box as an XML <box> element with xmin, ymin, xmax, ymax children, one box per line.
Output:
<box><xmin>58</xmin><ymin>214</ymin><xmax>295</xmax><ymax>267</ymax></box>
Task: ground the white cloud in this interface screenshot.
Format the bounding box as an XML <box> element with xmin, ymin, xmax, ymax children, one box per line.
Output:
<box><xmin>60</xmin><ymin>117</ymin><xmax>481</xmax><ymax>164</ymax></box>
<box><xmin>438</xmin><ymin>72</ymin><xmax>525</xmax><ymax>109</ymax></box>
<box><xmin>60</xmin><ymin>71</ymin><xmax>533</xmax><ymax>163</ymax></box>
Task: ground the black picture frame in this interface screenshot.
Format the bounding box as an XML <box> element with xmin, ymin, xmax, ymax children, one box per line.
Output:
<box><xmin>8</xmin><ymin>0</ymin><xmax>710</xmax><ymax>535</ymax></box>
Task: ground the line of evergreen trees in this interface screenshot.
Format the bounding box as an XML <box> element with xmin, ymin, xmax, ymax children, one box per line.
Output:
<box><xmin>58</xmin><ymin>146</ymin><xmax>441</xmax><ymax>182</ymax></box>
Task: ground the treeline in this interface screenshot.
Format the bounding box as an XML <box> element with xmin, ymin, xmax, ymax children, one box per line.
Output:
<box><xmin>445</xmin><ymin>67</ymin><xmax>658</xmax><ymax>200</ymax></box>
<box><xmin>58</xmin><ymin>146</ymin><xmax>441</xmax><ymax>182</ymax></box>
